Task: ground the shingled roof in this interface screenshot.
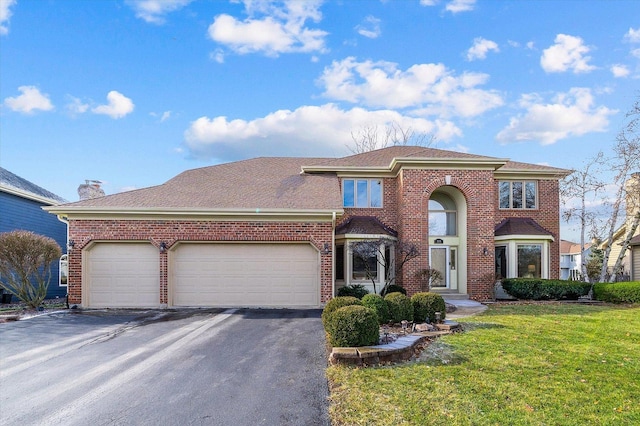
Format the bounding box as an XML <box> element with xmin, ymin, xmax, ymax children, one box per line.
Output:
<box><xmin>56</xmin><ymin>157</ymin><xmax>342</xmax><ymax>211</ymax></box>
<box><xmin>335</xmin><ymin>216</ymin><xmax>398</xmax><ymax>237</ymax></box>
<box><xmin>0</xmin><ymin>167</ymin><xmax>67</xmax><ymax>204</ymax></box>
<box><xmin>495</xmin><ymin>217</ymin><xmax>553</xmax><ymax>237</ymax></box>
<box><xmin>48</xmin><ymin>146</ymin><xmax>570</xmax><ymax>213</ymax></box>
<box><xmin>306</xmin><ymin>146</ymin><xmax>506</xmax><ymax>168</ymax></box>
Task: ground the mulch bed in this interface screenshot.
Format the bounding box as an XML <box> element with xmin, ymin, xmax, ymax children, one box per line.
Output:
<box><xmin>0</xmin><ymin>298</ymin><xmax>68</xmax><ymax>323</ymax></box>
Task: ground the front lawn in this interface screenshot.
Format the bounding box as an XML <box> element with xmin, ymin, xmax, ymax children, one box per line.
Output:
<box><xmin>327</xmin><ymin>303</ymin><xmax>640</xmax><ymax>425</ymax></box>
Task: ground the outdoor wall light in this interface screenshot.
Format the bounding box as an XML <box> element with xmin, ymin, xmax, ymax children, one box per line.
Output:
<box><xmin>159</xmin><ymin>242</ymin><xmax>168</xmax><ymax>253</ymax></box>
<box><xmin>67</xmin><ymin>240</ymin><xmax>75</xmax><ymax>252</ymax></box>
<box><xmin>483</xmin><ymin>247</ymin><xmax>489</xmax><ymax>256</ymax></box>
<box><xmin>323</xmin><ymin>243</ymin><xmax>332</xmax><ymax>255</ymax></box>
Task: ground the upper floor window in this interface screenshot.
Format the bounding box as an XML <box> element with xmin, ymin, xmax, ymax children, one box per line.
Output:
<box><xmin>499</xmin><ymin>181</ymin><xmax>537</xmax><ymax>209</ymax></box>
<box><xmin>343</xmin><ymin>179</ymin><xmax>382</xmax><ymax>208</ymax></box>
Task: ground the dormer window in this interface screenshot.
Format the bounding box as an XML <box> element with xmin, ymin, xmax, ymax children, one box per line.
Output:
<box><xmin>343</xmin><ymin>179</ymin><xmax>382</xmax><ymax>208</ymax></box>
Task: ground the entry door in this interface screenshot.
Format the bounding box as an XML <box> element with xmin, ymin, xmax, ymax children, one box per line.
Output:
<box><xmin>429</xmin><ymin>247</ymin><xmax>449</xmax><ymax>288</ymax></box>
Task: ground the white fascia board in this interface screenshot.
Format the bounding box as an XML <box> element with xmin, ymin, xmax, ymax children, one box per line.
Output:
<box><xmin>335</xmin><ymin>234</ymin><xmax>397</xmax><ymax>240</ymax></box>
<box><xmin>495</xmin><ymin>234</ymin><xmax>555</xmax><ymax>242</ymax></box>
<box><xmin>301</xmin><ymin>157</ymin><xmax>509</xmax><ymax>175</ymax></box>
<box><xmin>43</xmin><ymin>206</ymin><xmax>344</xmax><ymax>222</ymax></box>
<box><xmin>494</xmin><ymin>169</ymin><xmax>571</xmax><ymax>180</ymax></box>
<box><xmin>390</xmin><ymin>157</ymin><xmax>508</xmax><ymax>173</ymax></box>
<box><xmin>1</xmin><ymin>184</ymin><xmax>63</xmax><ymax>206</ymax></box>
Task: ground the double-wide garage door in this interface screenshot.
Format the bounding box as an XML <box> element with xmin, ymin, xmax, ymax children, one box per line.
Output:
<box><xmin>85</xmin><ymin>242</ymin><xmax>320</xmax><ymax>308</ymax></box>
<box><xmin>172</xmin><ymin>243</ymin><xmax>320</xmax><ymax>307</ymax></box>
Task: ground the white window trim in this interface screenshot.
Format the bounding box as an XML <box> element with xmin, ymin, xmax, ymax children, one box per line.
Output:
<box><xmin>499</xmin><ymin>180</ymin><xmax>538</xmax><ymax>210</ymax></box>
<box><xmin>495</xmin><ymin>238</ymin><xmax>551</xmax><ymax>279</ymax></box>
<box><xmin>335</xmin><ymin>236</ymin><xmax>395</xmax><ymax>294</ymax></box>
<box><xmin>342</xmin><ymin>178</ymin><xmax>383</xmax><ymax>208</ymax></box>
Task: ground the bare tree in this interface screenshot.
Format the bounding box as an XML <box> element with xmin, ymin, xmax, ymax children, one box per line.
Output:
<box><xmin>601</xmin><ymin>99</ymin><xmax>640</xmax><ymax>282</ymax></box>
<box><xmin>561</xmin><ymin>152</ymin><xmax>607</xmax><ymax>281</ymax></box>
<box><xmin>348</xmin><ymin>121</ymin><xmax>436</xmax><ymax>154</ymax></box>
<box><xmin>0</xmin><ymin>230</ymin><xmax>62</xmax><ymax>308</ymax></box>
<box><xmin>349</xmin><ymin>238</ymin><xmax>419</xmax><ymax>295</ymax></box>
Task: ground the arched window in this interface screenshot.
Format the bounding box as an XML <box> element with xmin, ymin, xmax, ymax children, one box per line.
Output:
<box><xmin>429</xmin><ymin>194</ymin><xmax>457</xmax><ymax>236</ymax></box>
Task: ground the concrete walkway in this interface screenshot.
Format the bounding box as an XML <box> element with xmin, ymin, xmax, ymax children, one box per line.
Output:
<box><xmin>444</xmin><ymin>299</ymin><xmax>488</xmax><ymax>319</ymax></box>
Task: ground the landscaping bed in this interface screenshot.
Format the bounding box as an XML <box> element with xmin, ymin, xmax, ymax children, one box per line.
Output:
<box><xmin>0</xmin><ymin>298</ymin><xmax>67</xmax><ymax>323</ymax></box>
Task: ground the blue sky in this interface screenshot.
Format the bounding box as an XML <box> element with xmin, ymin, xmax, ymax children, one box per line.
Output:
<box><xmin>1</xmin><ymin>0</ymin><xmax>639</xmax><ymax>241</ymax></box>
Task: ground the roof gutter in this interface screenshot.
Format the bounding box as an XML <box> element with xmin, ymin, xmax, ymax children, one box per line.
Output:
<box><xmin>44</xmin><ymin>206</ymin><xmax>345</xmax><ymax>221</ymax></box>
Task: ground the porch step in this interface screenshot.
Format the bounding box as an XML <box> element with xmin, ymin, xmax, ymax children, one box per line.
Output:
<box><xmin>429</xmin><ymin>291</ymin><xmax>469</xmax><ymax>300</ymax></box>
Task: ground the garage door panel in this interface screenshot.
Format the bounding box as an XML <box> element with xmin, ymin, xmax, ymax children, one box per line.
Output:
<box><xmin>172</xmin><ymin>243</ymin><xmax>320</xmax><ymax>307</ymax></box>
<box><xmin>86</xmin><ymin>243</ymin><xmax>160</xmax><ymax>308</ymax></box>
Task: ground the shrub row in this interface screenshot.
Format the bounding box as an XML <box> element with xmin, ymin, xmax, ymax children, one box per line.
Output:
<box><xmin>336</xmin><ymin>284</ymin><xmax>369</xmax><ymax>299</ymax></box>
<box><xmin>322</xmin><ymin>292</ymin><xmax>447</xmax><ymax>347</ymax></box>
<box><xmin>501</xmin><ymin>278</ymin><xmax>591</xmax><ymax>300</ymax></box>
<box><xmin>593</xmin><ymin>281</ymin><xmax>640</xmax><ymax>303</ymax></box>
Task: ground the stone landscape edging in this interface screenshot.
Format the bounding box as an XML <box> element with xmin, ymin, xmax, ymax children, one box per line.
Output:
<box><xmin>329</xmin><ymin>322</ymin><xmax>461</xmax><ymax>366</ymax></box>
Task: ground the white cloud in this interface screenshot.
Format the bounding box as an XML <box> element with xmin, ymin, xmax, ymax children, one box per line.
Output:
<box><xmin>611</xmin><ymin>64</ymin><xmax>630</xmax><ymax>78</ymax></box>
<box><xmin>3</xmin><ymin>86</ymin><xmax>54</xmax><ymax>114</ymax></box>
<box><xmin>624</xmin><ymin>27</ymin><xmax>640</xmax><ymax>43</ymax></box>
<box><xmin>496</xmin><ymin>88</ymin><xmax>616</xmax><ymax>145</ymax></box>
<box><xmin>419</xmin><ymin>0</ymin><xmax>475</xmax><ymax>13</ymax></box>
<box><xmin>65</xmin><ymin>96</ymin><xmax>90</xmax><ymax>116</ymax></box>
<box><xmin>0</xmin><ymin>0</ymin><xmax>16</xmax><ymax>35</ymax></box>
<box><xmin>446</xmin><ymin>0</ymin><xmax>476</xmax><ymax>13</ymax></box>
<box><xmin>632</xmin><ymin>48</ymin><xmax>640</xmax><ymax>59</ymax></box>
<box><xmin>466</xmin><ymin>37</ymin><xmax>499</xmax><ymax>61</ymax></box>
<box><xmin>127</xmin><ymin>0</ymin><xmax>192</xmax><ymax>24</ymax></box>
<box><xmin>208</xmin><ymin>0</ymin><xmax>328</xmax><ymax>57</ymax></box>
<box><xmin>540</xmin><ymin>34</ymin><xmax>596</xmax><ymax>74</ymax></box>
<box><xmin>183</xmin><ymin>104</ymin><xmax>461</xmax><ymax>161</ymax></box>
<box><xmin>92</xmin><ymin>91</ymin><xmax>135</xmax><ymax>119</ymax></box>
<box><xmin>150</xmin><ymin>110</ymin><xmax>172</xmax><ymax>121</ymax></box>
<box><xmin>317</xmin><ymin>57</ymin><xmax>503</xmax><ymax>117</ymax></box>
<box><xmin>356</xmin><ymin>15</ymin><xmax>381</xmax><ymax>39</ymax></box>
<box><xmin>210</xmin><ymin>48</ymin><xmax>225</xmax><ymax>63</ymax></box>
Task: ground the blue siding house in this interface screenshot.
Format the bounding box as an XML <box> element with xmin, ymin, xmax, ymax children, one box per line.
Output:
<box><xmin>0</xmin><ymin>167</ymin><xmax>69</xmax><ymax>300</ymax></box>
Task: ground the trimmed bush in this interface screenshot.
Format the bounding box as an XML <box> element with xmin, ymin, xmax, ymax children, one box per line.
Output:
<box><xmin>337</xmin><ymin>284</ymin><xmax>369</xmax><ymax>299</ymax></box>
<box><xmin>326</xmin><ymin>305</ymin><xmax>380</xmax><ymax>347</ymax></box>
<box><xmin>362</xmin><ymin>293</ymin><xmax>390</xmax><ymax>324</ymax></box>
<box><xmin>594</xmin><ymin>281</ymin><xmax>640</xmax><ymax>303</ymax></box>
<box><xmin>411</xmin><ymin>292</ymin><xmax>446</xmax><ymax>323</ymax></box>
<box><xmin>384</xmin><ymin>292</ymin><xmax>413</xmax><ymax>323</ymax></box>
<box><xmin>501</xmin><ymin>278</ymin><xmax>591</xmax><ymax>300</ymax></box>
<box><xmin>382</xmin><ymin>284</ymin><xmax>407</xmax><ymax>296</ymax></box>
<box><xmin>321</xmin><ymin>296</ymin><xmax>361</xmax><ymax>330</ymax></box>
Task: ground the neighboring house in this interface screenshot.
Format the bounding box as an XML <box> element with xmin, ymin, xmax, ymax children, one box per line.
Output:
<box><xmin>559</xmin><ymin>240</ymin><xmax>590</xmax><ymax>281</ymax></box>
<box><xmin>599</xmin><ymin>172</ymin><xmax>640</xmax><ymax>281</ymax></box>
<box><xmin>630</xmin><ymin>235</ymin><xmax>640</xmax><ymax>281</ymax></box>
<box><xmin>45</xmin><ymin>146</ymin><xmax>570</xmax><ymax>308</ymax></box>
<box><xmin>0</xmin><ymin>167</ymin><xmax>68</xmax><ymax>299</ymax></box>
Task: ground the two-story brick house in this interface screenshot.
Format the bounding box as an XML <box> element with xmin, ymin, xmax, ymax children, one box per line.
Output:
<box><xmin>46</xmin><ymin>146</ymin><xmax>570</xmax><ymax>308</ymax></box>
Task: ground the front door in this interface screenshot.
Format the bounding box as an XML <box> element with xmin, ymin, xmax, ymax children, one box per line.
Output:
<box><xmin>429</xmin><ymin>246</ymin><xmax>449</xmax><ymax>288</ymax></box>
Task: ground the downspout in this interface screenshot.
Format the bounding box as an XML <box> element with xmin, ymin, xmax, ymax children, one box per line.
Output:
<box><xmin>331</xmin><ymin>211</ymin><xmax>336</xmax><ymax>301</ymax></box>
<box><xmin>56</xmin><ymin>215</ymin><xmax>70</xmax><ymax>308</ymax></box>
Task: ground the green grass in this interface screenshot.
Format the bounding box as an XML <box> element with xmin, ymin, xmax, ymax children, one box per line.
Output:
<box><xmin>327</xmin><ymin>303</ymin><xmax>640</xmax><ymax>425</ymax></box>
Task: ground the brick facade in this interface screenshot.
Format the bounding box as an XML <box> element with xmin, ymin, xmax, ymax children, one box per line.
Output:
<box><xmin>336</xmin><ymin>170</ymin><xmax>562</xmax><ymax>301</ymax></box>
<box><xmin>66</xmin><ymin>219</ymin><xmax>334</xmax><ymax>305</ymax></box>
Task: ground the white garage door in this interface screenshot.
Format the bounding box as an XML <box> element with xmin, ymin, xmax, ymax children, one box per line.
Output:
<box><xmin>85</xmin><ymin>243</ymin><xmax>160</xmax><ymax>308</ymax></box>
<box><xmin>171</xmin><ymin>243</ymin><xmax>319</xmax><ymax>307</ymax></box>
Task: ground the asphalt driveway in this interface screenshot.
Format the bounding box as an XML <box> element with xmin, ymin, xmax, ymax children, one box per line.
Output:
<box><xmin>0</xmin><ymin>308</ymin><xmax>330</xmax><ymax>426</ymax></box>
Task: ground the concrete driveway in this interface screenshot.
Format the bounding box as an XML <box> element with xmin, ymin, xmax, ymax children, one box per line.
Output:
<box><xmin>0</xmin><ymin>308</ymin><xmax>330</xmax><ymax>426</ymax></box>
